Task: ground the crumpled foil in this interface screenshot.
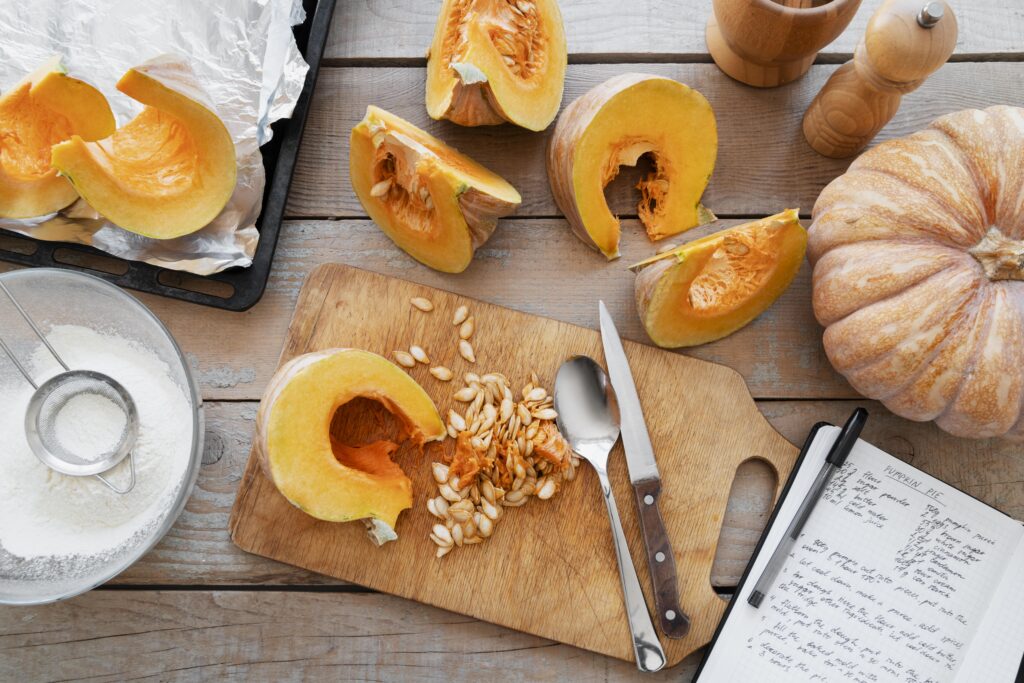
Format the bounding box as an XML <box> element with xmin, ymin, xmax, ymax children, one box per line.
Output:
<box><xmin>0</xmin><ymin>0</ymin><xmax>310</xmax><ymax>275</ymax></box>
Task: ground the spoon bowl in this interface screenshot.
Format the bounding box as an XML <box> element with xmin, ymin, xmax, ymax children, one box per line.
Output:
<box><xmin>555</xmin><ymin>355</ymin><xmax>667</xmax><ymax>673</ymax></box>
<box><xmin>554</xmin><ymin>355</ymin><xmax>620</xmax><ymax>465</ymax></box>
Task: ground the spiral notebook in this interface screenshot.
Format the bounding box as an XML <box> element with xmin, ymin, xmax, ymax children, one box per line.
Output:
<box><xmin>695</xmin><ymin>423</ymin><xmax>1024</xmax><ymax>683</ymax></box>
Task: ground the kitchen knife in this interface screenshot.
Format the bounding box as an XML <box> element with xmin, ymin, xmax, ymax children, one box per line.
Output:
<box><xmin>598</xmin><ymin>300</ymin><xmax>689</xmax><ymax>638</ymax></box>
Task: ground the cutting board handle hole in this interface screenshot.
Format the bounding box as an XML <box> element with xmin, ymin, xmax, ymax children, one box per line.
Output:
<box><xmin>711</xmin><ymin>457</ymin><xmax>778</xmax><ymax>589</ymax></box>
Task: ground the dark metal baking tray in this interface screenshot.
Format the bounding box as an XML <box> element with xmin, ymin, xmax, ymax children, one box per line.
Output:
<box><xmin>0</xmin><ymin>0</ymin><xmax>336</xmax><ymax>312</ymax></box>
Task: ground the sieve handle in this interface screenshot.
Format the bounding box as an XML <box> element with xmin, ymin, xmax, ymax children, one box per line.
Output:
<box><xmin>0</xmin><ymin>279</ymin><xmax>70</xmax><ymax>374</ymax></box>
<box><xmin>95</xmin><ymin>452</ymin><xmax>136</xmax><ymax>494</ymax></box>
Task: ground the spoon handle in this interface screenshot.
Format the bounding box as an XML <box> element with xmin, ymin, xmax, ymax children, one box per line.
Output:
<box><xmin>596</xmin><ymin>467</ymin><xmax>667</xmax><ymax>672</ymax></box>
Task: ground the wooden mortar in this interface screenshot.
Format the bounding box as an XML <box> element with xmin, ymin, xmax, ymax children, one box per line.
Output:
<box><xmin>706</xmin><ymin>0</ymin><xmax>863</xmax><ymax>88</ymax></box>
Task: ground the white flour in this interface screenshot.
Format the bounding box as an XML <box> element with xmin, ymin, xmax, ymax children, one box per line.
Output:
<box><xmin>0</xmin><ymin>325</ymin><xmax>193</xmax><ymax>563</ymax></box>
<box><xmin>55</xmin><ymin>393</ymin><xmax>128</xmax><ymax>462</ymax></box>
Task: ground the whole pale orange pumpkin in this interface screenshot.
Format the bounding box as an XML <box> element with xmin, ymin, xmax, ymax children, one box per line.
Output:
<box><xmin>809</xmin><ymin>106</ymin><xmax>1024</xmax><ymax>440</ymax></box>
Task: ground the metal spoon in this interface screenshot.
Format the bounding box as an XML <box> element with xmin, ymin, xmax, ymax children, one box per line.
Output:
<box><xmin>554</xmin><ymin>355</ymin><xmax>667</xmax><ymax>673</ymax></box>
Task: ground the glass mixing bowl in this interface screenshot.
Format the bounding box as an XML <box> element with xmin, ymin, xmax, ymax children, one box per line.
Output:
<box><xmin>0</xmin><ymin>268</ymin><xmax>203</xmax><ymax>604</ymax></box>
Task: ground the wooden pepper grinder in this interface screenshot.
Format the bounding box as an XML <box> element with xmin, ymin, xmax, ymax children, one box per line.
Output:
<box><xmin>802</xmin><ymin>0</ymin><xmax>958</xmax><ymax>158</ymax></box>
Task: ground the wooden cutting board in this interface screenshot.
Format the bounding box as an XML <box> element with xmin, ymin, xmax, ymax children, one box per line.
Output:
<box><xmin>229</xmin><ymin>263</ymin><xmax>798</xmax><ymax>667</ymax></box>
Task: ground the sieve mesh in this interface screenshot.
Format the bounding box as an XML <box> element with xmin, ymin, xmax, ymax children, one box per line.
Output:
<box><xmin>33</xmin><ymin>373</ymin><xmax>132</xmax><ymax>466</ymax></box>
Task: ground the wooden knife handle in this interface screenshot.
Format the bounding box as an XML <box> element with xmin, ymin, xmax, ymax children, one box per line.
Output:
<box><xmin>633</xmin><ymin>479</ymin><xmax>690</xmax><ymax>638</ymax></box>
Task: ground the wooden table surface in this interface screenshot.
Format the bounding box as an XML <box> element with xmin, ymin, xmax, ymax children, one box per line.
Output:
<box><xmin>3</xmin><ymin>1</ymin><xmax>1023</xmax><ymax>680</ymax></box>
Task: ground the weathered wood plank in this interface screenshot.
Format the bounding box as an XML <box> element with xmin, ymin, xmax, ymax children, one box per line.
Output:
<box><xmin>0</xmin><ymin>591</ymin><xmax>704</xmax><ymax>682</ymax></box>
<box><xmin>1</xmin><ymin>218</ymin><xmax>844</xmax><ymax>402</ymax></box>
<box><xmin>111</xmin><ymin>399</ymin><xmax>1023</xmax><ymax>588</ymax></box>
<box><xmin>287</xmin><ymin>63</ymin><xmax>1024</xmax><ymax>219</ymax></box>
<box><xmin>326</xmin><ymin>0</ymin><xmax>1024</xmax><ymax>62</ymax></box>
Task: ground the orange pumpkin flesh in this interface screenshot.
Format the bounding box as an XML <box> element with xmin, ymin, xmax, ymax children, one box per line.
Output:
<box><xmin>633</xmin><ymin>210</ymin><xmax>805</xmax><ymax>348</ymax></box>
<box><xmin>426</xmin><ymin>0</ymin><xmax>567</xmax><ymax>131</ymax></box>
<box><xmin>50</xmin><ymin>56</ymin><xmax>236</xmax><ymax>239</ymax></box>
<box><xmin>547</xmin><ymin>74</ymin><xmax>718</xmax><ymax>260</ymax></box>
<box><xmin>350</xmin><ymin>106</ymin><xmax>521</xmax><ymax>273</ymax></box>
<box><xmin>0</xmin><ymin>57</ymin><xmax>114</xmax><ymax>218</ymax></box>
<box><xmin>256</xmin><ymin>349</ymin><xmax>446</xmax><ymax>545</ymax></box>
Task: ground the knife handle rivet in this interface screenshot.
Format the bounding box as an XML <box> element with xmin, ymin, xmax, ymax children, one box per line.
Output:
<box><xmin>643</xmin><ymin>494</ymin><xmax>654</xmax><ymax>505</ymax></box>
<box><xmin>655</xmin><ymin>552</ymin><xmax>666</xmax><ymax>563</ymax></box>
<box><xmin>666</xmin><ymin>610</ymin><xmax>677</xmax><ymax>621</ymax></box>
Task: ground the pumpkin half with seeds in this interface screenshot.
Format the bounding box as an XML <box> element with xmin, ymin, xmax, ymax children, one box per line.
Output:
<box><xmin>425</xmin><ymin>0</ymin><xmax>567</xmax><ymax>131</ymax></box>
<box><xmin>349</xmin><ymin>106</ymin><xmax>521</xmax><ymax>273</ymax></box>
<box><xmin>809</xmin><ymin>106</ymin><xmax>1024</xmax><ymax>440</ymax></box>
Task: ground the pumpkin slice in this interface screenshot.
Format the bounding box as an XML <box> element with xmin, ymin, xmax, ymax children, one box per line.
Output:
<box><xmin>256</xmin><ymin>349</ymin><xmax>446</xmax><ymax>546</ymax></box>
<box><xmin>547</xmin><ymin>73</ymin><xmax>718</xmax><ymax>260</ymax></box>
<box><xmin>50</xmin><ymin>55</ymin><xmax>236</xmax><ymax>239</ymax></box>
<box><xmin>425</xmin><ymin>0</ymin><xmax>566</xmax><ymax>131</ymax></box>
<box><xmin>632</xmin><ymin>210</ymin><xmax>805</xmax><ymax>348</ymax></box>
<box><xmin>0</xmin><ymin>57</ymin><xmax>114</xmax><ymax>218</ymax></box>
<box><xmin>350</xmin><ymin>105</ymin><xmax>521</xmax><ymax>273</ymax></box>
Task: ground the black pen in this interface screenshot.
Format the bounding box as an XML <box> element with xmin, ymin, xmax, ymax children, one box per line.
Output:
<box><xmin>747</xmin><ymin>408</ymin><xmax>869</xmax><ymax>608</ymax></box>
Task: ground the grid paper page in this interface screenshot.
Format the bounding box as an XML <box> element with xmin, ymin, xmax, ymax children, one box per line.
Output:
<box><xmin>956</xmin><ymin>534</ymin><xmax>1024</xmax><ymax>680</ymax></box>
<box><xmin>698</xmin><ymin>427</ymin><xmax>1024</xmax><ymax>683</ymax></box>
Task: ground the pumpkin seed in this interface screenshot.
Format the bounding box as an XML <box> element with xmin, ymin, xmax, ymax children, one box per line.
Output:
<box><xmin>436</xmin><ymin>545</ymin><xmax>452</xmax><ymax>558</ymax></box>
<box><xmin>478</xmin><ymin>515</ymin><xmax>494</xmax><ymax>538</ymax></box>
<box><xmin>453</xmin><ymin>386</ymin><xmax>477</xmax><ymax>402</ymax></box>
<box><xmin>459</xmin><ymin>317</ymin><xmax>475</xmax><ymax>340</ymax></box>
<box><xmin>393</xmin><ymin>350</ymin><xmax>416</xmax><ymax>368</ymax></box>
<box><xmin>459</xmin><ymin>339</ymin><xmax>476</xmax><ymax>363</ymax></box>
<box><xmin>534</xmin><ymin>408</ymin><xmax>558</xmax><ymax>421</ymax></box>
<box><xmin>526</xmin><ymin>387</ymin><xmax>547</xmax><ymax>402</ymax></box>
<box><xmin>410</xmin><ymin>345</ymin><xmax>429</xmax><ymax>364</ymax></box>
<box><xmin>370</xmin><ymin>178</ymin><xmax>392</xmax><ymax>197</ymax></box>
<box><xmin>432</xmin><ymin>462</ymin><xmax>450</xmax><ymax>484</ymax></box>
<box><xmin>448</xmin><ymin>410</ymin><xmax>467</xmax><ymax>432</ymax></box>
<box><xmin>453</xmin><ymin>305</ymin><xmax>469</xmax><ymax>326</ymax></box>
<box><xmin>432</xmin><ymin>524</ymin><xmax>453</xmax><ymax>545</ymax></box>
<box><xmin>481</xmin><ymin>498</ymin><xmax>500</xmax><ymax>520</ymax></box>
<box><xmin>430</xmin><ymin>366</ymin><xmax>453</xmax><ymax>381</ymax></box>
<box><xmin>447</xmin><ymin>424</ymin><xmax>459</xmax><ymax>439</ymax></box>
<box><xmin>410</xmin><ymin>296</ymin><xmax>434</xmax><ymax>312</ymax></box>
<box><xmin>439</xmin><ymin>483</ymin><xmax>461</xmax><ymax>503</ymax></box>
<box><xmin>505</xmin><ymin>489</ymin><xmax>525</xmax><ymax>504</ymax></box>
<box><xmin>537</xmin><ymin>478</ymin><xmax>557</xmax><ymax>500</ymax></box>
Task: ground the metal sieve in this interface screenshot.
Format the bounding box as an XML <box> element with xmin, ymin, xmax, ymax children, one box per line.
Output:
<box><xmin>0</xmin><ymin>280</ymin><xmax>137</xmax><ymax>494</ymax></box>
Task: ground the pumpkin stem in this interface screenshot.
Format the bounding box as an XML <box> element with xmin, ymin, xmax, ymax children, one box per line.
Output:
<box><xmin>968</xmin><ymin>227</ymin><xmax>1024</xmax><ymax>281</ymax></box>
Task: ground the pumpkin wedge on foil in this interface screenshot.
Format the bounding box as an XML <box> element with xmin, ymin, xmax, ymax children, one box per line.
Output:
<box><xmin>51</xmin><ymin>55</ymin><xmax>237</xmax><ymax>239</ymax></box>
<box><xmin>426</xmin><ymin>0</ymin><xmax>567</xmax><ymax>131</ymax></box>
<box><xmin>547</xmin><ymin>73</ymin><xmax>718</xmax><ymax>260</ymax></box>
<box><xmin>632</xmin><ymin>210</ymin><xmax>806</xmax><ymax>348</ymax></box>
<box><xmin>350</xmin><ymin>106</ymin><xmax>521</xmax><ymax>273</ymax></box>
<box><xmin>0</xmin><ymin>57</ymin><xmax>114</xmax><ymax>218</ymax></box>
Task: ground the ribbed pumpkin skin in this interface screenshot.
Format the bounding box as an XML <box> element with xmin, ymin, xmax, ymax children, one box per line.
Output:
<box><xmin>809</xmin><ymin>106</ymin><xmax>1024</xmax><ymax>440</ymax></box>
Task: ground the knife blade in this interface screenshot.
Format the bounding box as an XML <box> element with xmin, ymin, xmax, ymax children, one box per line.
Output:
<box><xmin>598</xmin><ymin>300</ymin><xmax>689</xmax><ymax>638</ymax></box>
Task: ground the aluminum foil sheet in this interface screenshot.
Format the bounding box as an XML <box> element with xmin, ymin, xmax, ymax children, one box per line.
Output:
<box><xmin>0</xmin><ymin>0</ymin><xmax>310</xmax><ymax>275</ymax></box>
